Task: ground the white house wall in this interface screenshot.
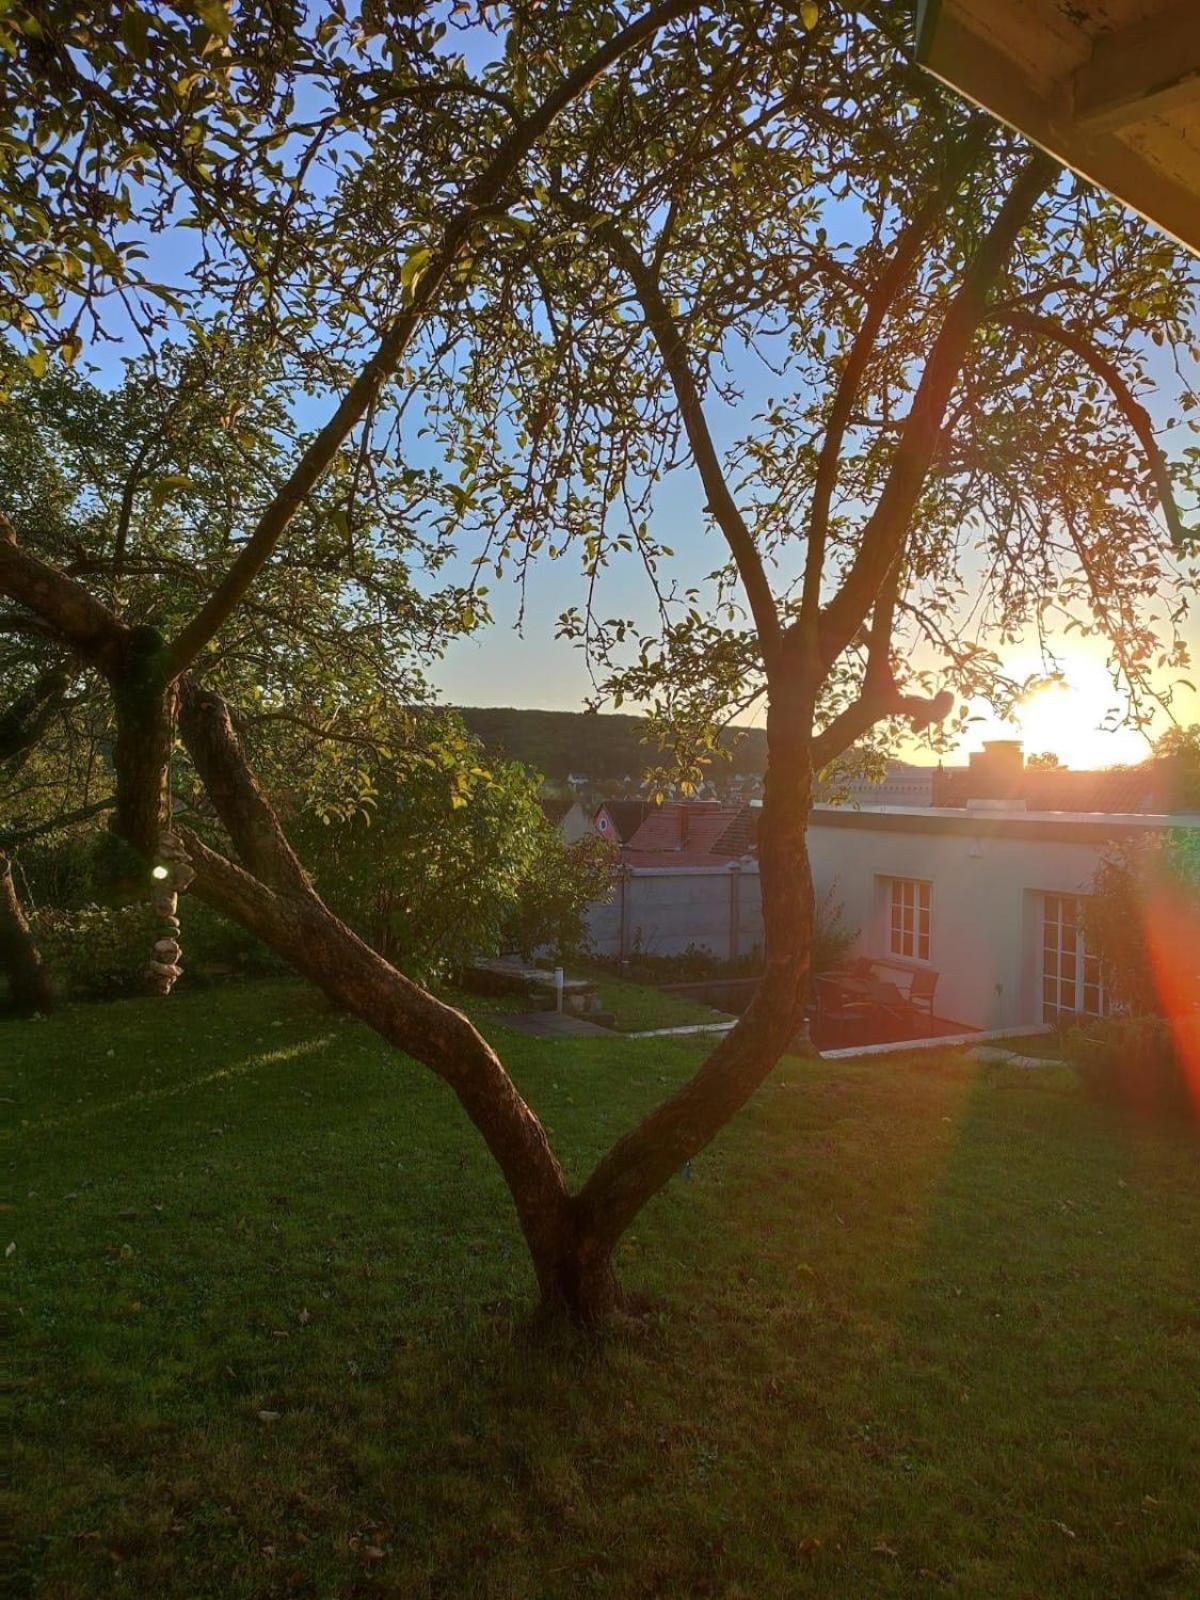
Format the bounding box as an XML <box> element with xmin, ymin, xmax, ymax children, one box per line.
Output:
<box><xmin>585</xmin><ymin>808</ymin><xmax>1196</xmax><ymax>1033</ymax></box>
<box><xmin>806</xmin><ymin>809</ymin><xmax>1192</xmax><ymax>1031</ymax></box>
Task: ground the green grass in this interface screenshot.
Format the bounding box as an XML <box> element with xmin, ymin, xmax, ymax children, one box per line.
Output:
<box><xmin>6</xmin><ymin>979</ymin><xmax>1199</xmax><ymax>1599</ymax></box>
<box><xmin>988</xmin><ymin>1031</ymin><xmax>1069</xmax><ymax>1061</ymax></box>
<box><xmin>575</xmin><ymin>963</ymin><xmax>730</xmax><ymax>1032</ymax></box>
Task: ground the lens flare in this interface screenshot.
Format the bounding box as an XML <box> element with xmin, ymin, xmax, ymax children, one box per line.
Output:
<box><xmin>1143</xmin><ymin>886</ymin><xmax>1200</xmax><ymax>1113</ymax></box>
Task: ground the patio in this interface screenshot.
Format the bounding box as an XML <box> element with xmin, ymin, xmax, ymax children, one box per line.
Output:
<box><xmin>809</xmin><ymin>958</ymin><xmax>974</xmax><ymax>1052</ymax></box>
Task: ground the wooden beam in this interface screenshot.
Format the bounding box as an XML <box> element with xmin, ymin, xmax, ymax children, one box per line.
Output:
<box><xmin>1072</xmin><ymin>1</ymin><xmax>1200</xmax><ymax>134</ymax></box>
<box><xmin>914</xmin><ymin>7</ymin><xmax>1200</xmax><ymax>257</ymax></box>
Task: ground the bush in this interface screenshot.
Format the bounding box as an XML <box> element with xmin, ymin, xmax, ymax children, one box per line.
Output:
<box><xmin>1083</xmin><ymin>831</ymin><xmax>1199</xmax><ymax>1016</ymax></box>
<box><xmin>32</xmin><ymin>902</ymin><xmax>159</xmax><ymax>1001</ymax></box>
<box><xmin>179</xmin><ymin>899</ymin><xmax>287</xmax><ymax>981</ymax></box>
<box><xmin>1061</xmin><ymin>1014</ymin><xmax>1199</xmax><ymax>1129</ymax></box>
<box><xmin>29</xmin><ymin>896</ymin><xmax>281</xmax><ymax>1000</ymax></box>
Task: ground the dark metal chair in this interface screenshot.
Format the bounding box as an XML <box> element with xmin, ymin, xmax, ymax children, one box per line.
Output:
<box><xmin>907</xmin><ymin>968</ymin><xmax>939</xmax><ymax>1022</ymax></box>
<box><xmin>816</xmin><ymin>975</ymin><xmax>875</xmax><ymax>1042</ymax></box>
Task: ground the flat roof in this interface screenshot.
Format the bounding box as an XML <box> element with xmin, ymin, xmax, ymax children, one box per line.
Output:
<box><xmin>811</xmin><ymin>803</ymin><xmax>1199</xmax><ymax>843</ymax></box>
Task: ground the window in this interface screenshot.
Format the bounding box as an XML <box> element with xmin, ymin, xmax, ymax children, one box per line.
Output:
<box><xmin>889</xmin><ymin>877</ymin><xmax>931</xmax><ymax>961</ymax></box>
<box><xmin>1042</xmin><ymin>894</ymin><xmax>1106</xmax><ymax>1021</ymax></box>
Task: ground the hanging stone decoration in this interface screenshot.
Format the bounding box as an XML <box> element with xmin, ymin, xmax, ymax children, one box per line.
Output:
<box><xmin>147</xmin><ymin>831</ymin><xmax>195</xmax><ymax>996</ymax></box>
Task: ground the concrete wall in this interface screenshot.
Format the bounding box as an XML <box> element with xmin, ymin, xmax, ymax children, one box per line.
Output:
<box><xmin>587</xmin><ymin>865</ymin><xmax>763</xmax><ymax>961</ymax></box>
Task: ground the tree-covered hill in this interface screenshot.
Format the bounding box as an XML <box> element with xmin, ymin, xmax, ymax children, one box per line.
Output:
<box><xmin>456</xmin><ymin>706</ymin><xmax>767</xmax><ymax>784</ymax></box>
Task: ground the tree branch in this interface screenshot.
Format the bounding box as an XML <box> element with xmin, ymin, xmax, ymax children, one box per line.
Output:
<box><xmin>796</xmin><ymin>123</ymin><xmax>989</xmax><ymax>665</ymax></box>
<box><xmin>988</xmin><ymin>308</ymin><xmax>1194</xmax><ymax>551</ymax></box>
<box><xmin>815</xmin><ymin>151</ymin><xmax>1058</xmax><ymax>672</ymax></box>
<box><xmin>177</xmin><ymin>676</ymin><xmax>314</xmax><ymax>898</ymax></box>
<box><xmin>0</xmin><ymin>664</ymin><xmax>69</xmax><ymax>766</ymax></box>
<box><xmin>0</xmin><ymin>798</ymin><xmax>114</xmax><ymax>849</ymax></box>
<box><xmin>163</xmin><ymin>0</ymin><xmax>700</xmax><ymax>679</ymax></box>
<box><xmin>0</xmin><ymin>513</ymin><xmax>127</xmax><ymax>669</ymax></box>
<box><xmin>583</xmin><ymin>214</ymin><xmax>784</xmax><ymax>669</ymax></box>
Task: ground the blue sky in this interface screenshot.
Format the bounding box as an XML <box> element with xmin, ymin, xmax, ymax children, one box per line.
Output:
<box><xmin>63</xmin><ymin>26</ymin><xmax>1197</xmax><ymax>773</ymax></box>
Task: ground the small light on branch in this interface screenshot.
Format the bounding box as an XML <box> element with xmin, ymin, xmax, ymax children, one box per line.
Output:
<box><xmin>151</xmin><ymin>864</ymin><xmax>170</xmax><ymax>881</ymax></box>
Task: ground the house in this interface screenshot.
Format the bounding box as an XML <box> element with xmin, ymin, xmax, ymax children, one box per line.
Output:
<box><xmin>807</xmin><ymin>802</ymin><xmax>1199</xmax><ymax>1033</ymax></box>
<box><xmin>539</xmin><ymin>796</ymin><xmax>590</xmax><ymax>845</ymax></box>
<box><xmin>585</xmin><ymin>773</ymin><xmax>1198</xmax><ymax>1036</ymax></box>
<box><xmin>816</xmin><ymin>759</ymin><xmax>935</xmax><ymax>809</ymax></box>
<box><xmin>931</xmin><ymin>739</ymin><xmax>1193</xmax><ymax>815</ymax></box>
<box><xmin>587</xmin><ymin>802</ymin><xmax>762</xmax><ymax>962</ymax></box>
<box><xmin>592</xmin><ymin>799</ymin><xmax>652</xmax><ymax>846</ymax></box>
<box><xmin>620</xmin><ymin>801</ymin><xmax>758</xmax><ymax>868</ymax></box>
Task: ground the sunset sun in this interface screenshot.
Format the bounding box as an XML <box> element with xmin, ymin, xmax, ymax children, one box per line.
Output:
<box><xmin>1007</xmin><ymin>661</ymin><xmax>1152</xmax><ymax>769</ymax></box>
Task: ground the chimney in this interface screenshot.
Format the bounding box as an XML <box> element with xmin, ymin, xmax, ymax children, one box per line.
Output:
<box><xmin>966</xmin><ymin>739</ymin><xmax>1025</xmax><ymax>804</ymax></box>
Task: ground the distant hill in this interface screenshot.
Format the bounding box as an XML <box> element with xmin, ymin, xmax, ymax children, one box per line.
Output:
<box><xmin>456</xmin><ymin>706</ymin><xmax>768</xmax><ymax>783</ymax></box>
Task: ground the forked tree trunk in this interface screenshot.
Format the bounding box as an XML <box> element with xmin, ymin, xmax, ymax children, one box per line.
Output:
<box><xmin>174</xmin><ymin>677</ymin><xmax>817</xmax><ymax>1325</ymax></box>
<box><xmin>0</xmin><ymin>852</ymin><xmax>54</xmax><ymax>1014</ymax></box>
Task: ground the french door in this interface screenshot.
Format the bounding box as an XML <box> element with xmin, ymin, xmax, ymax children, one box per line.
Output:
<box><xmin>1041</xmin><ymin>893</ymin><xmax>1106</xmax><ymax>1021</ymax></box>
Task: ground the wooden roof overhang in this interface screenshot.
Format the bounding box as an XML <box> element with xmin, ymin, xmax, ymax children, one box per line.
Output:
<box><xmin>915</xmin><ymin>0</ymin><xmax>1200</xmax><ymax>256</ymax></box>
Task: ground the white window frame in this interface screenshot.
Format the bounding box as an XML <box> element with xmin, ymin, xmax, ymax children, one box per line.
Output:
<box><xmin>888</xmin><ymin>877</ymin><xmax>932</xmax><ymax>963</ymax></box>
<box><xmin>1041</xmin><ymin>893</ymin><xmax>1106</xmax><ymax>1022</ymax></box>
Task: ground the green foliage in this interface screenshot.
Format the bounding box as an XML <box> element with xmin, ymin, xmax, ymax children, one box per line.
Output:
<box><xmin>1083</xmin><ymin>831</ymin><xmax>1200</xmax><ymax>1015</ymax></box>
<box><xmin>1153</xmin><ymin>723</ymin><xmax>1200</xmax><ymax>811</ymax></box>
<box><xmin>30</xmin><ymin>900</ymin><xmax>157</xmax><ymax>1000</ymax></box>
<box><xmin>503</xmin><ymin>828</ymin><xmax>618</xmax><ymax>962</ymax></box>
<box><xmin>458</xmin><ymin>706</ymin><xmax>767</xmax><ymax>785</ymax></box>
<box><xmin>294</xmin><ymin>720</ymin><xmax>612</xmax><ymax>982</ymax></box>
<box><xmin>1061</xmin><ymin>1014</ymin><xmax>1198</xmax><ymax>1128</ymax></box>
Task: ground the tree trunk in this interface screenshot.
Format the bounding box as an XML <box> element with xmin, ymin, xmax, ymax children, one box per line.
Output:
<box><xmin>174</xmin><ymin>674</ymin><xmax>817</xmax><ymax>1326</ymax></box>
<box><xmin>0</xmin><ymin>852</ymin><xmax>54</xmax><ymax>1014</ymax></box>
<box><xmin>109</xmin><ymin>626</ymin><xmax>181</xmax><ymax>994</ymax></box>
<box><xmin>570</xmin><ymin>690</ymin><xmax>816</xmax><ymax>1260</ymax></box>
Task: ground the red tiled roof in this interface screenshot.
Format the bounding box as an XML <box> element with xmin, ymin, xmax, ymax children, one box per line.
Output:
<box><xmin>594</xmin><ymin>799</ymin><xmax>652</xmax><ymax>842</ymax></box>
<box><xmin>622</xmin><ymin>802</ymin><xmax>758</xmax><ymax>864</ymax></box>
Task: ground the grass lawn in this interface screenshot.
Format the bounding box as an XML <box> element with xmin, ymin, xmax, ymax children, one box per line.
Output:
<box><xmin>574</xmin><ymin>963</ymin><xmax>730</xmax><ymax>1032</ymax></box>
<box><xmin>6</xmin><ymin>979</ymin><xmax>1199</xmax><ymax>1599</ymax></box>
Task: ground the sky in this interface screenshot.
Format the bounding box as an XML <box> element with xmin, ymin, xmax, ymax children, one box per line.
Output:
<box><xmin>57</xmin><ymin>13</ymin><xmax>1199</xmax><ymax>775</ymax></box>
<box><xmin>425</xmin><ymin>337</ymin><xmax>1198</xmax><ymax>771</ymax></box>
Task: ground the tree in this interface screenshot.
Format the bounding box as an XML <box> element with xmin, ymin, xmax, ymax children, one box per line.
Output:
<box><xmin>1028</xmin><ymin>751</ymin><xmax>1064</xmax><ymax>770</ymax></box>
<box><xmin>1085</xmin><ymin>831</ymin><xmax>1200</xmax><ymax>1016</ymax></box>
<box><xmin>294</xmin><ymin>721</ymin><xmax>615</xmax><ymax>980</ymax></box>
<box><xmin>2</xmin><ymin>2</ymin><xmax>1196</xmax><ymax>1322</ymax></box>
<box><xmin>1152</xmin><ymin>723</ymin><xmax>1200</xmax><ymax>811</ymax></box>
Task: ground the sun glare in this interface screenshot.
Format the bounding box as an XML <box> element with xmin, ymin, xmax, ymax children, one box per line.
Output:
<box><xmin>1008</xmin><ymin>661</ymin><xmax>1149</xmax><ymax>769</ymax></box>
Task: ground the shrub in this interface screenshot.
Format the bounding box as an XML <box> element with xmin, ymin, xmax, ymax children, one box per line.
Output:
<box><xmin>1061</xmin><ymin>1014</ymin><xmax>1198</xmax><ymax>1129</ymax></box>
<box><xmin>1083</xmin><ymin>831</ymin><xmax>1200</xmax><ymax>1016</ymax></box>
<box><xmin>32</xmin><ymin>901</ymin><xmax>159</xmax><ymax>1001</ymax></box>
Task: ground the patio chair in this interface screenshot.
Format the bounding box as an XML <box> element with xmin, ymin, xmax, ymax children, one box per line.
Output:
<box><xmin>907</xmin><ymin>968</ymin><xmax>939</xmax><ymax>1022</ymax></box>
<box><xmin>815</xmin><ymin>976</ymin><xmax>874</xmax><ymax>1038</ymax></box>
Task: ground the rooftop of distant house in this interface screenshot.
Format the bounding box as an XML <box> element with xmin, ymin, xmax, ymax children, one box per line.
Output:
<box><xmin>619</xmin><ymin>800</ymin><xmax>759</xmax><ymax>869</ymax></box>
